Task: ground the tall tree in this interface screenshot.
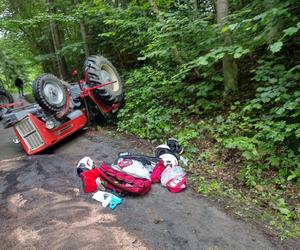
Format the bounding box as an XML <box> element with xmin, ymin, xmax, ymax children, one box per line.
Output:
<box><xmin>2</xmin><ymin>0</ymin><xmax>57</xmax><ymax>73</ymax></box>
<box><xmin>264</xmin><ymin>0</ymin><xmax>282</xmax><ymax>44</ymax></box>
<box><xmin>79</xmin><ymin>18</ymin><xmax>90</xmax><ymax>58</ymax></box>
<box><xmin>148</xmin><ymin>0</ymin><xmax>185</xmax><ymax>65</ymax></box>
<box><xmin>75</xmin><ymin>0</ymin><xmax>90</xmax><ymax>58</ymax></box>
<box><xmin>191</xmin><ymin>0</ymin><xmax>198</xmax><ymax>10</ymax></box>
<box><xmin>48</xmin><ymin>0</ymin><xmax>68</xmax><ymax>79</ymax></box>
<box><xmin>216</xmin><ymin>0</ymin><xmax>238</xmax><ymax>95</ymax></box>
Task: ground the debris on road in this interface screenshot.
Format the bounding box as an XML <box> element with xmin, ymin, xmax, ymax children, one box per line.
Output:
<box><xmin>92</xmin><ymin>191</ymin><xmax>123</xmax><ymax>209</ymax></box>
<box><xmin>161</xmin><ymin>165</ymin><xmax>187</xmax><ymax>193</ymax></box>
<box><xmin>77</xmin><ymin>138</ymin><xmax>187</xmax><ymax>209</ymax></box>
<box><xmin>0</xmin><ymin>132</ymin><xmax>281</xmax><ymax>249</ymax></box>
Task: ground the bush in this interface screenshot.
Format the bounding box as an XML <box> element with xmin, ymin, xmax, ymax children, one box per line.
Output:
<box><xmin>218</xmin><ymin>60</ymin><xmax>300</xmax><ymax>187</ymax></box>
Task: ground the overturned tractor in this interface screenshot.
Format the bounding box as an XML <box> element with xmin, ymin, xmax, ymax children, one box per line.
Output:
<box><xmin>0</xmin><ymin>55</ymin><xmax>124</xmax><ymax>155</ymax></box>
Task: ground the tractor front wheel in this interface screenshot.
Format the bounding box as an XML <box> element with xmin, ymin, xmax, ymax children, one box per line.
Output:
<box><xmin>32</xmin><ymin>74</ymin><xmax>67</xmax><ymax>113</ymax></box>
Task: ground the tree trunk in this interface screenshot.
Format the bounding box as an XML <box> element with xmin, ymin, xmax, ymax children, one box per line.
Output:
<box><xmin>48</xmin><ymin>0</ymin><xmax>68</xmax><ymax>79</ymax></box>
<box><xmin>216</xmin><ymin>0</ymin><xmax>238</xmax><ymax>95</ymax></box>
<box><xmin>50</xmin><ymin>21</ymin><xmax>64</xmax><ymax>79</ymax></box>
<box><xmin>121</xmin><ymin>0</ymin><xmax>129</xmax><ymax>9</ymax></box>
<box><xmin>264</xmin><ymin>0</ymin><xmax>281</xmax><ymax>44</ymax></box>
<box><xmin>74</xmin><ymin>0</ymin><xmax>90</xmax><ymax>58</ymax></box>
<box><xmin>19</xmin><ymin>26</ymin><xmax>57</xmax><ymax>73</ymax></box>
<box><xmin>191</xmin><ymin>0</ymin><xmax>198</xmax><ymax>11</ymax></box>
<box><xmin>80</xmin><ymin>20</ymin><xmax>90</xmax><ymax>58</ymax></box>
<box><xmin>148</xmin><ymin>0</ymin><xmax>185</xmax><ymax>65</ymax></box>
<box><xmin>148</xmin><ymin>0</ymin><xmax>163</xmax><ymax>21</ymax></box>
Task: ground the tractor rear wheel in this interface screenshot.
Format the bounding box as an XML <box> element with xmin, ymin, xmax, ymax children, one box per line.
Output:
<box><xmin>84</xmin><ymin>55</ymin><xmax>124</xmax><ymax>104</ymax></box>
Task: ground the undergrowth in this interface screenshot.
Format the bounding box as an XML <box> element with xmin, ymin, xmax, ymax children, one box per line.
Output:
<box><xmin>117</xmin><ymin>58</ymin><xmax>300</xmax><ymax>239</ymax></box>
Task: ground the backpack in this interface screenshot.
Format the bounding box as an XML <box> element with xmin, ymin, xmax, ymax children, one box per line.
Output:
<box><xmin>115</xmin><ymin>154</ymin><xmax>166</xmax><ymax>184</ymax></box>
<box><xmin>80</xmin><ymin>162</ymin><xmax>152</xmax><ymax>196</ymax></box>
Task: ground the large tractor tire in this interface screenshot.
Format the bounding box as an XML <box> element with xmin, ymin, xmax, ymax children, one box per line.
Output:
<box><xmin>33</xmin><ymin>74</ymin><xmax>67</xmax><ymax>113</ymax></box>
<box><xmin>0</xmin><ymin>89</ymin><xmax>14</xmax><ymax>118</ymax></box>
<box><xmin>84</xmin><ymin>55</ymin><xmax>124</xmax><ymax>104</ymax></box>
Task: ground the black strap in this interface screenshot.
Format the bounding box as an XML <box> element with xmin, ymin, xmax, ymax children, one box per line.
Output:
<box><xmin>115</xmin><ymin>154</ymin><xmax>160</xmax><ymax>166</ymax></box>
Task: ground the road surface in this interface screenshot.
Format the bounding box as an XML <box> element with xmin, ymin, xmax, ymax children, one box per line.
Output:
<box><xmin>0</xmin><ymin>122</ymin><xmax>285</xmax><ymax>250</ymax></box>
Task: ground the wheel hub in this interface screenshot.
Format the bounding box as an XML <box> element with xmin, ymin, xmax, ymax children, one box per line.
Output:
<box><xmin>100</xmin><ymin>70</ymin><xmax>112</xmax><ymax>82</ymax></box>
<box><xmin>43</xmin><ymin>81</ymin><xmax>64</xmax><ymax>105</ymax></box>
<box><xmin>100</xmin><ymin>65</ymin><xmax>119</xmax><ymax>92</ymax></box>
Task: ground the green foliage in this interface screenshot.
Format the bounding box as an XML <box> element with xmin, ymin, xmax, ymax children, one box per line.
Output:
<box><xmin>112</xmin><ymin>0</ymin><xmax>300</xmax><ymax>193</ymax></box>
<box><xmin>117</xmin><ymin>66</ymin><xmax>179</xmax><ymax>139</ymax></box>
<box><xmin>270</xmin><ymin>41</ymin><xmax>283</xmax><ymax>53</ymax></box>
<box><xmin>0</xmin><ymin>36</ymin><xmax>41</xmax><ymax>88</ymax></box>
<box><xmin>276</xmin><ymin>198</ymin><xmax>292</xmax><ymax>218</ymax></box>
<box><xmin>218</xmin><ymin>59</ymin><xmax>300</xmax><ymax>187</ymax></box>
<box><xmin>198</xmin><ymin>177</ymin><xmax>220</xmax><ymax>196</ymax></box>
<box><xmin>117</xmin><ymin>62</ymin><xmax>221</xmax><ymax>139</ymax></box>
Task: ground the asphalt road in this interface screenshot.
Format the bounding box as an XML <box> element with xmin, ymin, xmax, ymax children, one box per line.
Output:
<box><xmin>0</xmin><ymin>95</ymin><xmax>284</xmax><ymax>249</ymax></box>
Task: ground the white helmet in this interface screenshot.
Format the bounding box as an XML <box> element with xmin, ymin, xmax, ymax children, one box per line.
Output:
<box><xmin>159</xmin><ymin>153</ymin><xmax>178</xmax><ymax>167</ymax></box>
<box><xmin>76</xmin><ymin>156</ymin><xmax>95</xmax><ymax>176</ymax></box>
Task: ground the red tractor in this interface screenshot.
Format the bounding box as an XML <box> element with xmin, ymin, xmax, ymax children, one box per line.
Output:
<box><xmin>0</xmin><ymin>55</ymin><xmax>124</xmax><ymax>155</ymax></box>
